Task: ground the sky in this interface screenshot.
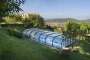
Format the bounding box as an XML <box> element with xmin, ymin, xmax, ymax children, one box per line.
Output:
<box><xmin>20</xmin><ymin>0</ymin><xmax>90</xmax><ymax>20</ymax></box>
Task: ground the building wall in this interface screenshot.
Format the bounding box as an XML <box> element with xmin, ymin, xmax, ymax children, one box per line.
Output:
<box><xmin>21</xmin><ymin>12</ymin><xmax>29</xmax><ymax>18</ymax></box>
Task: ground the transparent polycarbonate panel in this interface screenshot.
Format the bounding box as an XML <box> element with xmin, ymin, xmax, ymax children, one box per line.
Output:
<box><xmin>35</xmin><ymin>31</ymin><xmax>49</xmax><ymax>38</ymax></box>
<box><xmin>34</xmin><ymin>32</ymin><xmax>43</xmax><ymax>41</ymax></box>
<box><xmin>60</xmin><ymin>38</ymin><xmax>71</xmax><ymax>47</ymax></box>
<box><xmin>62</xmin><ymin>39</ymin><xmax>68</xmax><ymax>47</ymax></box>
<box><xmin>54</xmin><ymin>37</ymin><xmax>63</xmax><ymax>43</ymax></box>
<box><xmin>23</xmin><ymin>29</ymin><xmax>30</xmax><ymax>37</ymax></box>
<box><xmin>56</xmin><ymin>35</ymin><xmax>65</xmax><ymax>39</ymax></box>
<box><xmin>35</xmin><ymin>32</ymin><xmax>43</xmax><ymax>38</ymax></box>
<box><xmin>40</xmin><ymin>32</ymin><xmax>56</xmax><ymax>38</ymax></box>
<box><xmin>34</xmin><ymin>31</ymin><xmax>49</xmax><ymax>41</ymax></box>
<box><xmin>53</xmin><ymin>38</ymin><xmax>63</xmax><ymax>49</ymax></box>
<box><xmin>53</xmin><ymin>42</ymin><xmax>61</xmax><ymax>49</ymax></box>
<box><xmin>45</xmin><ymin>34</ymin><xmax>61</xmax><ymax>45</ymax></box>
<box><xmin>26</xmin><ymin>30</ymin><xmax>34</xmax><ymax>38</ymax></box>
<box><xmin>31</xmin><ymin>30</ymin><xmax>47</xmax><ymax>40</ymax></box>
<box><xmin>62</xmin><ymin>41</ymin><xmax>67</xmax><ymax>47</ymax></box>
<box><xmin>29</xmin><ymin>31</ymin><xmax>37</xmax><ymax>40</ymax></box>
<box><xmin>65</xmin><ymin>40</ymin><xmax>70</xmax><ymax>46</ymax></box>
<box><xmin>48</xmin><ymin>33</ymin><xmax>62</xmax><ymax>37</ymax></box>
<box><xmin>71</xmin><ymin>39</ymin><xmax>75</xmax><ymax>44</ymax></box>
<box><xmin>30</xmin><ymin>31</ymin><xmax>38</xmax><ymax>37</ymax></box>
<box><xmin>39</xmin><ymin>38</ymin><xmax>45</xmax><ymax>44</ymax></box>
<box><xmin>46</xmin><ymin>36</ymin><xmax>54</xmax><ymax>46</ymax></box>
<box><xmin>23</xmin><ymin>29</ymin><xmax>29</xmax><ymax>35</ymax></box>
<box><xmin>39</xmin><ymin>32</ymin><xmax>56</xmax><ymax>44</ymax></box>
<box><xmin>33</xmin><ymin>31</ymin><xmax>45</xmax><ymax>41</ymax></box>
<box><xmin>67</xmin><ymin>39</ymin><xmax>71</xmax><ymax>46</ymax></box>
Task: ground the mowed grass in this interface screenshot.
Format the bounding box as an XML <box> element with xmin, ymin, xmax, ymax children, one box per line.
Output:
<box><xmin>0</xmin><ymin>28</ymin><xmax>69</xmax><ymax>60</ymax></box>
<box><xmin>71</xmin><ymin>39</ymin><xmax>90</xmax><ymax>60</ymax></box>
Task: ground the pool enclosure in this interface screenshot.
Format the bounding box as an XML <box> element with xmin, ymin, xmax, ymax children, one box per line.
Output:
<box><xmin>23</xmin><ymin>28</ymin><xmax>75</xmax><ymax>49</ymax></box>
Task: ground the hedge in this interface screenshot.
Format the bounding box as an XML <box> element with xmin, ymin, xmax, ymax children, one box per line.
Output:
<box><xmin>1</xmin><ymin>24</ymin><xmax>24</xmax><ymax>27</ymax></box>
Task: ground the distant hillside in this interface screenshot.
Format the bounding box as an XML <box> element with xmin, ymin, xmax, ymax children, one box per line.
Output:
<box><xmin>80</xmin><ymin>19</ymin><xmax>90</xmax><ymax>23</ymax></box>
<box><xmin>45</xmin><ymin>18</ymin><xmax>90</xmax><ymax>23</ymax></box>
<box><xmin>45</xmin><ymin>18</ymin><xmax>78</xmax><ymax>22</ymax></box>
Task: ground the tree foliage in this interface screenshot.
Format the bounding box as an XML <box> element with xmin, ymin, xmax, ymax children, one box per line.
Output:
<box><xmin>63</xmin><ymin>20</ymin><xmax>90</xmax><ymax>41</ymax></box>
<box><xmin>88</xmin><ymin>24</ymin><xmax>90</xmax><ymax>33</ymax></box>
<box><xmin>79</xmin><ymin>22</ymin><xmax>90</xmax><ymax>40</ymax></box>
<box><xmin>5</xmin><ymin>14</ymin><xmax>22</xmax><ymax>24</ymax></box>
<box><xmin>79</xmin><ymin>22</ymin><xmax>88</xmax><ymax>36</ymax></box>
<box><xmin>22</xmin><ymin>14</ymin><xmax>45</xmax><ymax>28</ymax></box>
<box><xmin>64</xmin><ymin>20</ymin><xmax>80</xmax><ymax>38</ymax></box>
<box><xmin>5</xmin><ymin>13</ymin><xmax>45</xmax><ymax>28</ymax></box>
<box><xmin>0</xmin><ymin>0</ymin><xmax>26</xmax><ymax>18</ymax></box>
<box><xmin>0</xmin><ymin>17</ymin><xmax>5</xmax><ymax>23</ymax></box>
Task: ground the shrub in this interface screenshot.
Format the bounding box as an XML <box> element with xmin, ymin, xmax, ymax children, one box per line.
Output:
<box><xmin>8</xmin><ymin>29</ymin><xmax>14</xmax><ymax>36</ymax></box>
<box><xmin>14</xmin><ymin>31</ymin><xmax>22</xmax><ymax>38</ymax></box>
<box><xmin>54</xmin><ymin>29</ymin><xmax>61</xmax><ymax>33</ymax></box>
<box><xmin>8</xmin><ymin>29</ymin><xmax>22</xmax><ymax>38</ymax></box>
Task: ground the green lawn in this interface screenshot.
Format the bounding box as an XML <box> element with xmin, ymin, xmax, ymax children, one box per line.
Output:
<box><xmin>0</xmin><ymin>28</ymin><xmax>69</xmax><ymax>60</ymax></box>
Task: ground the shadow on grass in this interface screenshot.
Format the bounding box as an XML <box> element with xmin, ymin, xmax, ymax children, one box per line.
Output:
<box><xmin>0</xmin><ymin>50</ymin><xmax>16</xmax><ymax>60</ymax></box>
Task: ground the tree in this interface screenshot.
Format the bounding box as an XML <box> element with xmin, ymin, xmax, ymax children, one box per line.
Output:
<box><xmin>87</xmin><ymin>24</ymin><xmax>90</xmax><ymax>33</ymax></box>
<box><xmin>0</xmin><ymin>0</ymin><xmax>26</xmax><ymax>19</ymax></box>
<box><xmin>6</xmin><ymin>17</ymin><xmax>16</xmax><ymax>24</ymax></box>
<box><xmin>79</xmin><ymin>22</ymin><xmax>89</xmax><ymax>40</ymax></box>
<box><xmin>22</xmin><ymin>14</ymin><xmax>45</xmax><ymax>28</ymax></box>
<box><xmin>63</xmin><ymin>20</ymin><xmax>80</xmax><ymax>43</ymax></box>
<box><xmin>33</xmin><ymin>15</ymin><xmax>45</xmax><ymax>28</ymax></box>
<box><xmin>0</xmin><ymin>17</ymin><xmax>5</xmax><ymax>24</ymax></box>
<box><xmin>5</xmin><ymin>14</ymin><xmax>22</xmax><ymax>24</ymax></box>
<box><xmin>22</xmin><ymin>18</ymin><xmax>33</xmax><ymax>28</ymax></box>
